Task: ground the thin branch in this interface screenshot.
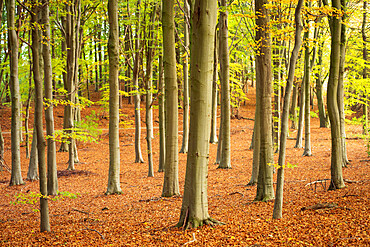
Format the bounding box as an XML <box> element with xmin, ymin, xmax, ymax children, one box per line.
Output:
<box><xmin>175</xmin><ymin>0</ymin><xmax>191</xmax><ymax>30</ymax></box>
<box><xmin>175</xmin><ymin>26</ymin><xmax>190</xmax><ymax>57</ymax></box>
<box><xmin>19</xmin><ymin>36</ymin><xmax>32</xmax><ymax>48</ymax></box>
<box><xmin>16</xmin><ymin>0</ymin><xmax>31</xmax><ymax>13</ymax></box>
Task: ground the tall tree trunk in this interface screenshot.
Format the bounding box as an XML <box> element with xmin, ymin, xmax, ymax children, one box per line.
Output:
<box><xmin>144</xmin><ymin>3</ymin><xmax>157</xmax><ymax>177</ymax></box>
<box><xmin>273</xmin><ymin>0</ymin><xmax>303</xmax><ymax>219</ymax></box>
<box><xmin>106</xmin><ymin>0</ymin><xmax>122</xmax><ymax>194</ymax></box>
<box><xmin>66</xmin><ymin>1</ymin><xmax>77</xmax><ymax>170</ymax></box>
<box><xmin>290</xmin><ymin>80</ymin><xmax>298</xmax><ymax>129</ymax></box>
<box><xmin>180</xmin><ymin>0</ymin><xmax>190</xmax><ymax>154</ymax></box>
<box><xmin>217</xmin><ymin>0</ymin><xmax>231</xmax><ymax>169</ymax></box>
<box><xmin>31</xmin><ymin>2</ymin><xmax>50</xmax><ymax>231</ymax></box>
<box><xmin>254</xmin><ymin>0</ymin><xmax>274</xmax><ymax>202</ymax></box>
<box><xmin>176</xmin><ymin>0</ymin><xmax>220</xmax><ymax>228</ymax></box>
<box><xmin>248</xmin><ymin>106</ymin><xmax>260</xmax><ymax>186</ymax></box>
<box><xmin>27</xmin><ymin>120</ymin><xmax>39</xmax><ymax>181</ymax></box>
<box><xmin>210</xmin><ymin>27</ymin><xmax>218</xmax><ymax>144</ymax></box>
<box><xmin>338</xmin><ymin>0</ymin><xmax>349</xmax><ymax>166</ymax></box>
<box><xmin>133</xmin><ymin>0</ymin><xmax>144</xmax><ymax>164</ymax></box>
<box><xmin>326</xmin><ymin>0</ymin><xmax>345</xmax><ymax>190</ymax></box>
<box><xmin>25</xmin><ymin>64</ymin><xmax>32</xmax><ymax>159</ymax></box>
<box><xmin>94</xmin><ymin>30</ymin><xmax>99</xmax><ymax>92</ymax></box>
<box><xmin>59</xmin><ymin>15</ymin><xmax>69</xmax><ymax>153</ymax></box>
<box><xmin>294</xmin><ymin>81</ymin><xmax>304</xmax><ymax>148</ymax></box>
<box><xmin>303</xmin><ymin>29</ymin><xmax>312</xmax><ymax>156</ymax></box>
<box><xmin>162</xmin><ymin>0</ymin><xmax>179</xmax><ymax>197</ymax></box>
<box><xmin>315</xmin><ymin>38</ymin><xmax>329</xmax><ymax>128</ymax></box>
<box><xmin>41</xmin><ymin>0</ymin><xmax>58</xmax><ymax>195</ymax></box>
<box><xmin>7</xmin><ymin>0</ymin><xmax>24</xmax><ymax>186</ymax></box>
<box><xmin>158</xmin><ymin>55</ymin><xmax>165</xmax><ymax>172</ymax></box>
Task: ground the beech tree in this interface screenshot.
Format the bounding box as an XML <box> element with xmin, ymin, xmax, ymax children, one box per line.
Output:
<box><xmin>7</xmin><ymin>0</ymin><xmax>24</xmax><ymax>186</ymax></box>
<box><xmin>302</xmin><ymin>26</ymin><xmax>312</xmax><ymax>156</ymax></box>
<box><xmin>177</xmin><ymin>0</ymin><xmax>220</xmax><ymax>228</ymax></box>
<box><xmin>41</xmin><ymin>0</ymin><xmax>58</xmax><ymax>195</ymax></box>
<box><xmin>133</xmin><ymin>0</ymin><xmax>144</xmax><ymax>164</ymax></box>
<box><xmin>325</xmin><ymin>0</ymin><xmax>346</xmax><ymax>190</ymax></box>
<box><xmin>179</xmin><ymin>0</ymin><xmax>190</xmax><ymax>154</ymax></box>
<box><xmin>106</xmin><ymin>0</ymin><xmax>122</xmax><ymax>195</ymax></box>
<box><xmin>217</xmin><ymin>0</ymin><xmax>231</xmax><ymax>169</ymax></box>
<box><xmin>254</xmin><ymin>0</ymin><xmax>274</xmax><ymax>201</ymax></box>
<box><xmin>158</xmin><ymin>54</ymin><xmax>165</xmax><ymax>172</ymax></box>
<box><xmin>273</xmin><ymin>0</ymin><xmax>304</xmax><ymax>219</ymax></box>
<box><xmin>30</xmin><ymin>0</ymin><xmax>50</xmax><ymax>231</ymax></box>
<box><xmin>161</xmin><ymin>0</ymin><xmax>179</xmax><ymax>197</ymax></box>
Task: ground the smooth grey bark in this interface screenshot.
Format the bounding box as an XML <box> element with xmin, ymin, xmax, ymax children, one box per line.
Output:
<box><xmin>254</xmin><ymin>0</ymin><xmax>274</xmax><ymax>202</ymax></box>
<box><xmin>7</xmin><ymin>0</ymin><xmax>24</xmax><ymax>186</ymax></box>
<box><xmin>25</xmin><ymin>60</ymin><xmax>32</xmax><ymax>159</ymax></box>
<box><xmin>215</xmin><ymin>121</ymin><xmax>222</xmax><ymax>164</ymax></box>
<box><xmin>176</xmin><ymin>0</ymin><xmax>220</xmax><ymax>229</ymax></box>
<box><xmin>315</xmin><ymin>38</ymin><xmax>329</xmax><ymax>128</ymax></box>
<box><xmin>144</xmin><ymin>3</ymin><xmax>157</xmax><ymax>177</ymax></box>
<box><xmin>209</xmin><ymin>27</ymin><xmax>218</xmax><ymax>145</ymax></box>
<box><xmin>294</xmin><ymin>80</ymin><xmax>304</xmax><ymax>148</ymax></box>
<box><xmin>290</xmin><ymin>80</ymin><xmax>298</xmax><ymax>129</ymax></box>
<box><xmin>326</xmin><ymin>0</ymin><xmax>346</xmax><ymax>190</ymax></box>
<box><xmin>27</xmin><ymin>124</ymin><xmax>39</xmax><ymax>181</ymax></box>
<box><xmin>133</xmin><ymin>0</ymin><xmax>144</xmax><ymax>164</ymax></box>
<box><xmin>162</xmin><ymin>0</ymin><xmax>179</xmax><ymax>197</ymax></box>
<box><xmin>41</xmin><ymin>0</ymin><xmax>58</xmax><ymax>195</ymax></box>
<box><xmin>273</xmin><ymin>0</ymin><xmax>303</xmax><ymax>219</ymax></box>
<box><xmin>106</xmin><ymin>0</ymin><xmax>122</xmax><ymax>195</ymax></box>
<box><xmin>180</xmin><ymin>0</ymin><xmax>190</xmax><ymax>154</ymax></box>
<box><xmin>31</xmin><ymin>2</ymin><xmax>50</xmax><ymax>231</ymax></box>
<box><xmin>302</xmin><ymin>29</ymin><xmax>312</xmax><ymax>156</ymax></box>
<box><xmin>158</xmin><ymin>55</ymin><xmax>165</xmax><ymax>172</ymax></box>
<box><xmin>248</xmin><ymin>106</ymin><xmax>260</xmax><ymax>186</ymax></box>
<box><xmin>338</xmin><ymin>0</ymin><xmax>349</xmax><ymax>166</ymax></box>
<box><xmin>66</xmin><ymin>1</ymin><xmax>77</xmax><ymax>170</ymax></box>
<box><xmin>217</xmin><ymin>0</ymin><xmax>231</xmax><ymax>169</ymax></box>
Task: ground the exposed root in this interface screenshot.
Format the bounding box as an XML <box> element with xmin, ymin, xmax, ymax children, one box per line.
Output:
<box><xmin>182</xmin><ymin>233</ymin><xmax>196</xmax><ymax>246</ymax></box>
<box><xmin>179</xmin><ymin>217</ymin><xmax>225</xmax><ymax>230</ymax></box>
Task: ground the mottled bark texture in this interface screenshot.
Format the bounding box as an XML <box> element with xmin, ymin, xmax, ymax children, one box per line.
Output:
<box><xmin>177</xmin><ymin>0</ymin><xmax>220</xmax><ymax>229</ymax></box>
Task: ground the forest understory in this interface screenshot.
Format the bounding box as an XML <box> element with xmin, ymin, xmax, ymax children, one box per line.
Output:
<box><xmin>0</xmin><ymin>88</ymin><xmax>369</xmax><ymax>246</ymax></box>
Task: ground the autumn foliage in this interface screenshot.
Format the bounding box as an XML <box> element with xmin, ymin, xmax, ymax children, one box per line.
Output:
<box><xmin>0</xmin><ymin>88</ymin><xmax>369</xmax><ymax>246</ymax></box>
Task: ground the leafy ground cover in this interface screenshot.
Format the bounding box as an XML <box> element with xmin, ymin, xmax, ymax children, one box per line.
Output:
<box><xmin>0</xmin><ymin>88</ymin><xmax>369</xmax><ymax>246</ymax></box>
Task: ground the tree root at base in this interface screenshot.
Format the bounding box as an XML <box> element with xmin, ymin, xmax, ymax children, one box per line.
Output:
<box><xmin>177</xmin><ymin>216</ymin><xmax>225</xmax><ymax>230</ymax></box>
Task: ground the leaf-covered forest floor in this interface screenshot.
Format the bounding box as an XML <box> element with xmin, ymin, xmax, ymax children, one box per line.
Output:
<box><xmin>0</xmin><ymin>87</ymin><xmax>369</xmax><ymax>246</ymax></box>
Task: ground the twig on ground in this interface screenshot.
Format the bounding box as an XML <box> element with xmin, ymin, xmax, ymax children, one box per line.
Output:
<box><xmin>182</xmin><ymin>233</ymin><xmax>196</xmax><ymax>246</ymax></box>
<box><xmin>301</xmin><ymin>203</ymin><xmax>337</xmax><ymax>211</ymax></box>
<box><xmin>0</xmin><ymin>157</ymin><xmax>11</xmax><ymax>173</ymax></box>
<box><xmin>72</xmin><ymin>208</ymin><xmax>90</xmax><ymax>215</ymax></box>
<box><xmin>305</xmin><ymin>179</ymin><xmax>330</xmax><ymax>192</ymax></box>
<box><xmin>229</xmin><ymin>191</ymin><xmax>244</xmax><ymax>197</ymax></box>
<box><xmin>81</xmin><ymin>222</ymin><xmax>105</xmax><ymax>240</ymax></box>
<box><xmin>139</xmin><ymin>197</ymin><xmax>170</xmax><ymax>202</ymax></box>
<box><xmin>305</xmin><ymin>179</ymin><xmax>330</xmax><ymax>186</ymax></box>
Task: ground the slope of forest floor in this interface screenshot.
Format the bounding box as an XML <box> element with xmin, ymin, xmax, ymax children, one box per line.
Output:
<box><xmin>0</xmin><ymin>88</ymin><xmax>369</xmax><ymax>246</ymax></box>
